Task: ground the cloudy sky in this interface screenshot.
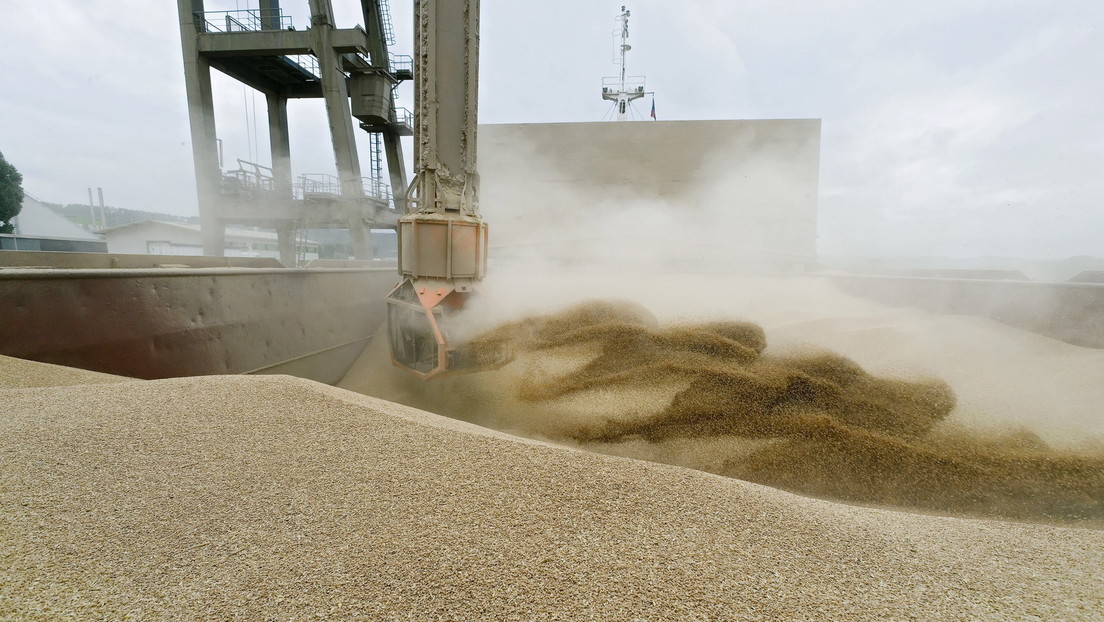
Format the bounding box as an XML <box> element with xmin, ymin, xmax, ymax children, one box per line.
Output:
<box><xmin>0</xmin><ymin>0</ymin><xmax>1101</xmax><ymax>258</ymax></box>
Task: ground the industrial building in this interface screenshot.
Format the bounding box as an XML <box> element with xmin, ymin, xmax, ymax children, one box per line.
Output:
<box><xmin>100</xmin><ymin>220</ymin><xmax>320</xmax><ymax>261</ymax></box>
<box><xmin>0</xmin><ymin>195</ymin><xmax>106</xmax><ymax>253</ymax></box>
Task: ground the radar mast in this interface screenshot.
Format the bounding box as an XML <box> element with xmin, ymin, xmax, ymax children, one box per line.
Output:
<box><xmin>601</xmin><ymin>5</ymin><xmax>648</xmax><ymax>121</ymax></box>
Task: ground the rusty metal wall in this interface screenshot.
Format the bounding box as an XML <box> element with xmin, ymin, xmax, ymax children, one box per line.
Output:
<box><xmin>1</xmin><ymin>264</ymin><xmax>397</xmax><ymax>383</ymax></box>
<box><xmin>0</xmin><ymin>250</ymin><xmax>285</xmax><ymax>270</ymax></box>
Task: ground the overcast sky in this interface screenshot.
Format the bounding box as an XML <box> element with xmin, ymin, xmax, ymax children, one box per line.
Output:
<box><xmin>0</xmin><ymin>0</ymin><xmax>1101</xmax><ymax>258</ymax></box>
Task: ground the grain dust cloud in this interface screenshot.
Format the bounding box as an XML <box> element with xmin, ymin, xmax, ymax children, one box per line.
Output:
<box><xmin>342</xmin><ymin>135</ymin><xmax>1104</xmax><ymax>526</ymax></box>
<box><xmin>343</xmin><ymin>291</ymin><xmax>1104</xmax><ymax>525</ymax></box>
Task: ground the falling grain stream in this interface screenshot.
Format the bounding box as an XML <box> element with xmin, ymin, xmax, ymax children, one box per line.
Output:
<box><xmin>382</xmin><ymin>300</ymin><xmax>1104</xmax><ymax>525</ymax></box>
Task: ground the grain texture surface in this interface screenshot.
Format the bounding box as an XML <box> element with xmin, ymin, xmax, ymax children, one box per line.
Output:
<box><xmin>0</xmin><ymin>355</ymin><xmax>130</xmax><ymax>389</ymax></box>
<box><xmin>2</xmin><ymin>363</ymin><xmax>1101</xmax><ymax>620</ymax></box>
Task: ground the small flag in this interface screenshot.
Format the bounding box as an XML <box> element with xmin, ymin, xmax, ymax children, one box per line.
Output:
<box><xmin>650</xmin><ymin>97</ymin><xmax>656</xmax><ymax>120</ymax></box>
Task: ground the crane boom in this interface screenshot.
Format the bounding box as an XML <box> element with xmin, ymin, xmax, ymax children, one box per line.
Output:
<box><xmin>386</xmin><ymin>0</ymin><xmax>488</xmax><ymax>379</ymax></box>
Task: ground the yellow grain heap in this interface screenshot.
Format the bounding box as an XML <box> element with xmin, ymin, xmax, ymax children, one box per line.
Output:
<box><xmin>455</xmin><ymin>301</ymin><xmax>1104</xmax><ymax>523</ymax></box>
<box><xmin>3</xmin><ymin>355</ymin><xmax>1102</xmax><ymax>619</ymax></box>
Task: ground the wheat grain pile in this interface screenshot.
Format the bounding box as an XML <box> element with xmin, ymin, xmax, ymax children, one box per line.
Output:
<box><xmin>344</xmin><ymin>300</ymin><xmax>1104</xmax><ymax>524</ymax></box>
<box><xmin>0</xmin><ymin>354</ymin><xmax>130</xmax><ymax>389</ymax></box>
<box><xmin>343</xmin><ymin>267</ymin><xmax>1104</xmax><ymax>521</ymax></box>
<box><xmin>3</xmin><ymin>359</ymin><xmax>1102</xmax><ymax>620</ymax></box>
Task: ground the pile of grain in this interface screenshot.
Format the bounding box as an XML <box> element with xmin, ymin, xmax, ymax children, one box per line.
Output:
<box><xmin>349</xmin><ymin>300</ymin><xmax>1104</xmax><ymax>524</ymax></box>
<box><xmin>4</xmin><ymin>358</ymin><xmax>1103</xmax><ymax>619</ymax></box>
<box><xmin>0</xmin><ymin>354</ymin><xmax>130</xmax><ymax>389</ymax></box>
<box><xmin>445</xmin><ymin>270</ymin><xmax>1104</xmax><ymax>448</ymax></box>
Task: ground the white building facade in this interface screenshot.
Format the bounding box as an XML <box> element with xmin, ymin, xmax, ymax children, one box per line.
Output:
<box><xmin>102</xmin><ymin>221</ymin><xmax>319</xmax><ymax>263</ymax></box>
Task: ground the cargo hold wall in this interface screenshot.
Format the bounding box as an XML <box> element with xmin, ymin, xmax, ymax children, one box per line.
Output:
<box><xmin>0</xmin><ymin>252</ymin><xmax>396</xmax><ymax>382</ymax></box>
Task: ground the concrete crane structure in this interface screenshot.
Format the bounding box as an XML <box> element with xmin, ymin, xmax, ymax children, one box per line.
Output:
<box><xmin>176</xmin><ymin>0</ymin><xmax>411</xmax><ymax>265</ymax></box>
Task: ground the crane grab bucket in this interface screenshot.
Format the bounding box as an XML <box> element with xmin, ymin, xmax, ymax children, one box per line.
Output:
<box><xmin>385</xmin><ymin>279</ymin><xmax>495</xmax><ymax>379</ymax></box>
<box><xmin>388</xmin><ymin>0</ymin><xmax>486</xmax><ymax>380</ymax></box>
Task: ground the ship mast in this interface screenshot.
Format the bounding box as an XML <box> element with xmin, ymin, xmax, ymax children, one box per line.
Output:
<box><xmin>601</xmin><ymin>6</ymin><xmax>646</xmax><ymax>121</ymax></box>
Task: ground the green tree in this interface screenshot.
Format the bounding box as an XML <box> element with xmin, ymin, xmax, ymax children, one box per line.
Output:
<box><xmin>0</xmin><ymin>151</ymin><xmax>25</xmax><ymax>234</ymax></box>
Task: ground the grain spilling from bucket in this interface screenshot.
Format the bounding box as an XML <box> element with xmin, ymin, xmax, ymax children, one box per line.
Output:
<box><xmin>383</xmin><ymin>300</ymin><xmax>1104</xmax><ymax>523</ymax></box>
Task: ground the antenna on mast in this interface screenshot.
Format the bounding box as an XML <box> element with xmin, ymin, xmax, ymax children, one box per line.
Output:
<box><xmin>601</xmin><ymin>5</ymin><xmax>649</xmax><ymax>121</ymax></box>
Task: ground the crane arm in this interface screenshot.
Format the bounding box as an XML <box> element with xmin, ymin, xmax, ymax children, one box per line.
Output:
<box><xmin>385</xmin><ymin>0</ymin><xmax>488</xmax><ymax>379</ymax></box>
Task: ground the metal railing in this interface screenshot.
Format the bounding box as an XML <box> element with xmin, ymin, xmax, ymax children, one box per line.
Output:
<box><xmin>197</xmin><ymin>9</ymin><xmax>293</xmax><ymax>34</ymax></box>
<box><xmin>217</xmin><ymin>168</ymin><xmax>395</xmax><ymax>211</ymax></box>
<box><xmin>392</xmin><ymin>107</ymin><xmax>413</xmax><ymax>128</ymax></box>
<box><xmin>286</xmin><ymin>54</ymin><xmax>320</xmax><ymax>78</ymax></box>
<box><xmin>389</xmin><ymin>53</ymin><xmax>413</xmax><ymax>75</ymax></box>
<box><xmin>347</xmin><ymin>51</ymin><xmax>412</xmax><ymax>78</ymax></box>
<box><xmin>601</xmin><ymin>75</ymin><xmax>647</xmax><ymax>95</ymax></box>
<box><xmin>223</xmin><ymin>160</ymin><xmax>275</xmax><ymax>195</ymax></box>
<box><xmin>365</xmin><ymin>179</ymin><xmax>394</xmax><ymax>207</ymax></box>
<box><xmin>297</xmin><ymin>174</ymin><xmax>341</xmax><ymax>199</ymax></box>
<box><xmin>295</xmin><ymin>174</ymin><xmax>396</xmax><ymax>210</ymax></box>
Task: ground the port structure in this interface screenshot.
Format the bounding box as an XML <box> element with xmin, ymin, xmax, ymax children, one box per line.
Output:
<box><xmin>177</xmin><ymin>0</ymin><xmax>412</xmax><ymax>264</ymax></box>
